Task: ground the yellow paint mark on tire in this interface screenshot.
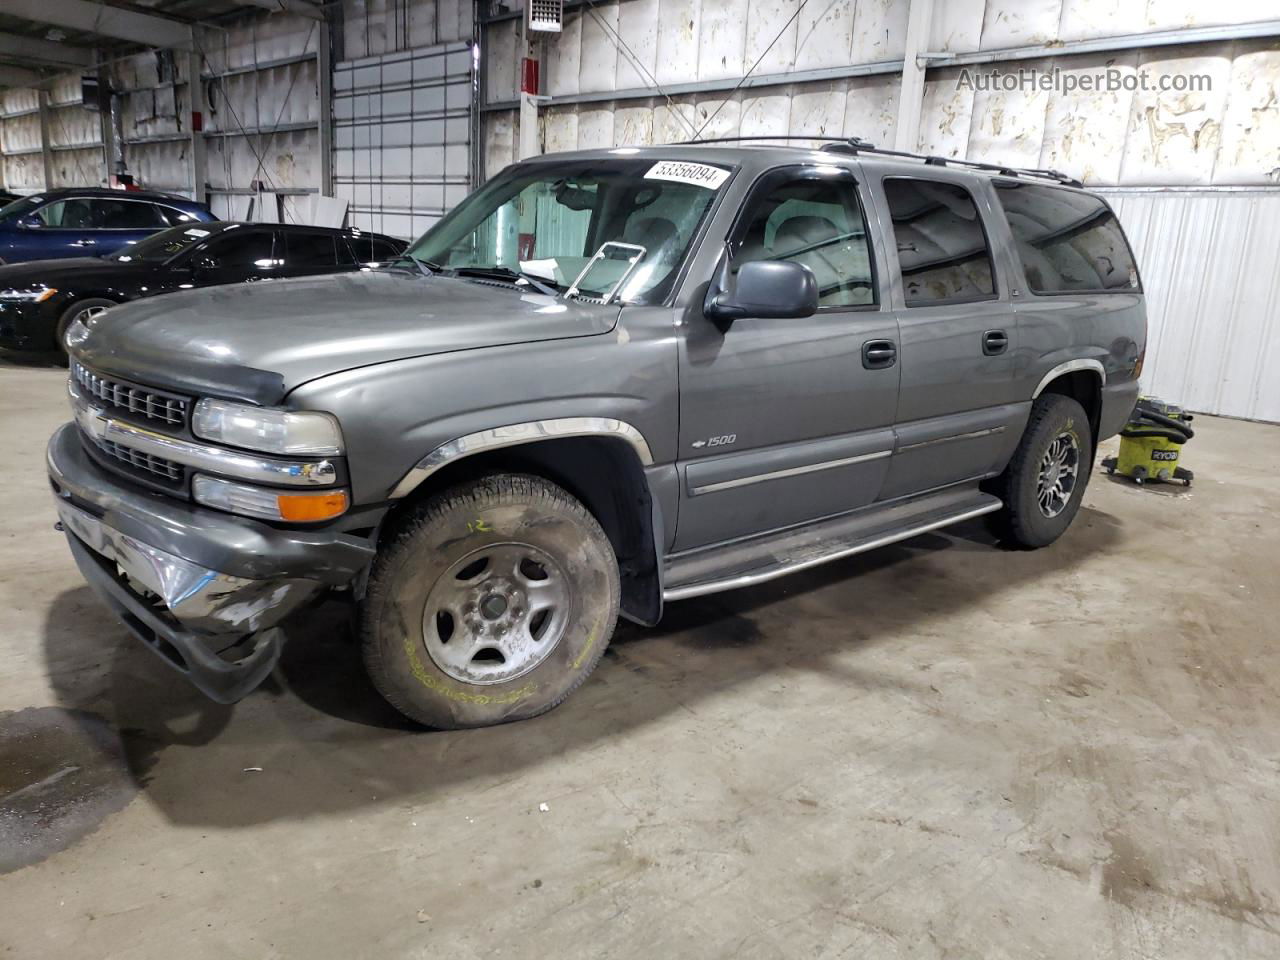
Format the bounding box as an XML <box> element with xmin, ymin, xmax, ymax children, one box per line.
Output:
<box><xmin>572</xmin><ymin>621</ymin><xmax>600</xmax><ymax>671</ymax></box>
<box><xmin>402</xmin><ymin>635</ymin><xmax>536</xmax><ymax>706</ymax></box>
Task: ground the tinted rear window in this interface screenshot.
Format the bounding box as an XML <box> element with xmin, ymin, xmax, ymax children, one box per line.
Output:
<box><xmin>994</xmin><ymin>182</ymin><xmax>1140</xmax><ymax>294</ymax></box>
<box><xmin>883</xmin><ymin>178</ymin><xmax>996</xmax><ymax>305</ymax></box>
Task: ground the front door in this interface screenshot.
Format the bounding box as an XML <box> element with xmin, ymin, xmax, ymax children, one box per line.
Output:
<box><xmin>869</xmin><ymin>174</ymin><xmax>1024</xmax><ymax>500</ymax></box>
<box><xmin>674</xmin><ymin>164</ymin><xmax>900</xmax><ymax>551</ymax></box>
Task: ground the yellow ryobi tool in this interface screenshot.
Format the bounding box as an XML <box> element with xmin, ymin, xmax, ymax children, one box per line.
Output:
<box><xmin>1102</xmin><ymin>397</ymin><xmax>1195</xmax><ymax>486</ymax></box>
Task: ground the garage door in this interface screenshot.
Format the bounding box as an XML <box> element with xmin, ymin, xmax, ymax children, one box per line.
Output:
<box><xmin>333</xmin><ymin>41</ymin><xmax>476</xmax><ymax>242</ymax></box>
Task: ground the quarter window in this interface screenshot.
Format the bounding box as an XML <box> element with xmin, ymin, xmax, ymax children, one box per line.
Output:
<box><xmin>994</xmin><ymin>182</ymin><xmax>1140</xmax><ymax>294</ymax></box>
<box><xmin>883</xmin><ymin>178</ymin><xmax>996</xmax><ymax>305</ymax></box>
<box><xmin>733</xmin><ymin>175</ymin><xmax>876</xmax><ymax>307</ymax></box>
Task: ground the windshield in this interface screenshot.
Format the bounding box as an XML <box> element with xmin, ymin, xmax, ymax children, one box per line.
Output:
<box><xmin>404</xmin><ymin>158</ymin><xmax>733</xmax><ymax>302</ymax></box>
<box><xmin>0</xmin><ymin>195</ymin><xmax>42</xmax><ymax>221</ymax></box>
<box><xmin>113</xmin><ymin>224</ymin><xmax>220</xmax><ymax>263</ymax></box>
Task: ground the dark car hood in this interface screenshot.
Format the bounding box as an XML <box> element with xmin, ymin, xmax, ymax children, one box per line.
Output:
<box><xmin>0</xmin><ymin>256</ymin><xmax>145</xmax><ymax>285</ymax></box>
<box><xmin>74</xmin><ymin>270</ymin><xmax>619</xmax><ymax>404</ymax></box>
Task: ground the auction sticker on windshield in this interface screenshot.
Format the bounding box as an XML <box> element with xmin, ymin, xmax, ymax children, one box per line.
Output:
<box><xmin>644</xmin><ymin>161</ymin><xmax>731</xmax><ymax>190</ymax></box>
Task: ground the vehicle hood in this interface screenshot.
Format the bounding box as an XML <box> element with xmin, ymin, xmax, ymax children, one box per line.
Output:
<box><xmin>73</xmin><ymin>270</ymin><xmax>620</xmax><ymax>404</ymax></box>
<box><xmin>0</xmin><ymin>256</ymin><xmax>143</xmax><ymax>286</ymax></box>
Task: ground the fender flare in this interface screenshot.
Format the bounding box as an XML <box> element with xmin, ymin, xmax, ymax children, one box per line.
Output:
<box><xmin>387</xmin><ymin>416</ymin><xmax>655</xmax><ymax>500</ymax></box>
<box><xmin>1031</xmin><ymin>359</ymin><xmax>1105</xmax><ymax>399</ymax></box>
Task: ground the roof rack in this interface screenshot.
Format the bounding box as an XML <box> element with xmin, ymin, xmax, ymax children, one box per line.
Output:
<box><xmin>820</xmin><ymin>137</ymin><xmax>1084</xmax><ymax>188</ymax></box>
<box><xmin>670</xmin><ymin>134</ymin><xmax>1083</xmax><ymax>188</ymax></box>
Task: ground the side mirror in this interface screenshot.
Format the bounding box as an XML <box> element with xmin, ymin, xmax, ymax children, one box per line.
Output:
<box><xmin>14</xmin><ymin>215</ymin><xmax>42</xmax><ymax>230</ymax></box>
<box><xmin>192</xmin><ymin>254</ymin><xmax>219</xmax><ymax>273</ymax></box>
<box><xmin>704</xmin><ymin>257</ymin><xmax>818</xmax><ymax>323</ymax></box>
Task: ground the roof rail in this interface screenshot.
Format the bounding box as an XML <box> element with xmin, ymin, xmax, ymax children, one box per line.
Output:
<box><xmin>819</xmin><ymin>137</ymin><xmax>1084</xmax><ymax>187</ymax></box>
<box><xmin>668</xmin><ymin>134</ymin><xmax>1084</xmax><ymax>187</ymax></box>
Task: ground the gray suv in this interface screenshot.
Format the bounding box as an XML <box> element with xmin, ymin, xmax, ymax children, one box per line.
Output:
<box><xmin>48</xmin><ymin>141</ymin><xmax>1145</xmax><ymax>728</ymax></box>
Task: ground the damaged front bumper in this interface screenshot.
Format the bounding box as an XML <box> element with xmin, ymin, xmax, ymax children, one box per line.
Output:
<box><xmin>47</xmin><ymin>422</ymin><xmax>375</xmax><ymax>703</ymax></box>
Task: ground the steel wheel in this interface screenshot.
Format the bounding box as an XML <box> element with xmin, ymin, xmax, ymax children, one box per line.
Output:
<box><xmin>421</xmin><ymin>541</ymin><xmax>572</xmax><ymax>685</ymax></box>
<box><xmin>1037</xmin><ymin>430</ymin><xmax>1080</xmax><ymax>518</ymax></box>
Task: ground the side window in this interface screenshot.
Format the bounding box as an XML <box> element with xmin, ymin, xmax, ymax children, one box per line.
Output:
<box><xmin>284</xmin><ymin>231</ymin><xmax>338</xmax><ymax>266</ymax></box>
<box><xmin>200</xmin><ymin>230</ymin><xmax>277</xmax><ymax>267</ymax></box>
<box><xmin>92</xmin><ymin>199</ymin><xmax>167</xmax><ymax>229</ymax></box>
<box><xmin>336</xmin><ymin>236</ymin><xmax>360</xmax><ymax>266</ymax></box>
<box><xmin>733</xmin><ymin>175</ymin><xmax>876</xmax><ymax>308</ymax></box>
<box><xmin>36</xmin><ymin>199</ymin><xmax>94</xmax><ymax>228</ymax></box>
<box><xmin>883</xmin><ymin>178</ymin><xmax>996</xmax><ymax>305</ymax></box>
<box><xmin>994</xmin><ymin>182</ymin><xmax>1140</xmax><ymax>294</ymax></box>
<box><xmin>368</xmin><ymin>237</ymin><xmax>403</xmax><ymax>261</ymax></box>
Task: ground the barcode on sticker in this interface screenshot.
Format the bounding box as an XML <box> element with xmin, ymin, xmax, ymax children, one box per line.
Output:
<box><xmin>644</xmin><ymin>161</ymin><xmax>731</xmax><ymax>189</ymax></box>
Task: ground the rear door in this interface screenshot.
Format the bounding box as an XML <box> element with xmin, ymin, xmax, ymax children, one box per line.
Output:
<box><xmin>869</xmin><ymin>173</ymin><xmax>1025</xmax><ymax>500</ymax></box>
<box><xmin>88</xmin><ymin>197</ymin><xmax>171</xmax><ymax>257</ymax></box>
<box><xmin>674</xmin><ymin>163</ymin><xmax>900</xmax><ymax>550</ymax></box>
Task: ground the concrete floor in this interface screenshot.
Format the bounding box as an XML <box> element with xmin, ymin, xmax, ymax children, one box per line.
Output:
<box><xmin>1</xmin><ymin>355</ymin><xmax>1279</xmax><ymax>959</ymax></box>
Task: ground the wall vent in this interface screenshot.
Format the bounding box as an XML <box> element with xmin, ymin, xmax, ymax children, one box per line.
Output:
<box><xmin>526</xmin><ymin>0</ymin><xmax>563</xmax><ymax>33</ymax></box>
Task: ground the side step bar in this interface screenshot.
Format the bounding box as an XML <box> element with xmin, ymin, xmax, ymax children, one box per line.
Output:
<box><xmin>663</xmin><ymin>487</ymin><xmax>1002</xmax><ymax>602</ymax></box>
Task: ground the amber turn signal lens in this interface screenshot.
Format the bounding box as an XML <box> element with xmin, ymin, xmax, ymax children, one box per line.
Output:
<box><xmin>276</xmin><ymin>490</ymin><xmax>348</xmax><ymax>522</ymax></box>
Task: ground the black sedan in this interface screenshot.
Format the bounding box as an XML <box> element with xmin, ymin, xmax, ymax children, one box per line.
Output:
<box><xmin>0</xmin><ymin>221</ymin><xmax>406</xmax><ymax>355</ymax></box>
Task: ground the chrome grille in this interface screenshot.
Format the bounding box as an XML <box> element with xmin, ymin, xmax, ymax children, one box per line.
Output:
<box><xmin>89</xmin><ymin>435</ymin><xmax>184</xmax><ymax>484</ymax></box>
<box><xmin>72</xmin><ymin>362</ymin><xmax>190</xmax><ymax>426</ymax></box>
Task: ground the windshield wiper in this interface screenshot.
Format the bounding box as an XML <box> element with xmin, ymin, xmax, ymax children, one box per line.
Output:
<box><xmin>384</xmin><ymin>254</ymin><xmax>441</xmax><ymax>278</ymax></box>
<box><xmin>453</xmin><ymin>265</ymin><xmax>560</xmax><ymax>297</ymax></box>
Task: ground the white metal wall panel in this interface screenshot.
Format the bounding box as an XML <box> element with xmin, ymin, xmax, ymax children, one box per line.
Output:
<box><xmin>921</xmin><ymin>41</ymin><xmax>1280</xmax><ymax>187</ymax></box>
<box><xmin>333</xmin><ymin>41</ymin><xmax>474</xmax><ymax>239</ymax></box>
<box><xmin>1104</xmin><ymin>189</ymin><xmax>1280</xmax><ymax>423</ymax></box>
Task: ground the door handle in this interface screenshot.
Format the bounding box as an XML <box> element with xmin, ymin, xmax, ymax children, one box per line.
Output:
<box><xmin>862</xmin><ymin>339</ymin><xmax>897</xmax><ymax>370</ymax></box>
<box><xmin>70</xmin><ymin>238</ymin><xmax>97</xmax><ymax>247</ymax></box>
<box><xmin>983</xmin><ymin>329</ymin><xmax>1009</xmax><ymax>356</ymax></box>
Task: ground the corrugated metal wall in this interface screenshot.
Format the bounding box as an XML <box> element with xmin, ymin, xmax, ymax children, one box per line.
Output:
<box><xmin>1105</xmin><ymin>189</ymin><xmax>1280</xmax><ymax>422</ymax></box>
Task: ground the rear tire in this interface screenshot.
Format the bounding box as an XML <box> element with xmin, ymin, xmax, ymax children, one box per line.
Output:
<box><xmin>986</xmin><ymin>394</ymin><xmax>1092</xmax><ymax>549</ymax></box>
<box><xmin>361</xmin><ymin>474</ymin><xmax>620</xmax><ymax>729</ymax></box>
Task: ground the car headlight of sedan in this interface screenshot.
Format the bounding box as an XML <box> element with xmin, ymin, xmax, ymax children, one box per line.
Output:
<box><xmin>0</xmin><ymin>285</ymin><xmax>57</xmax><ymax>303</ymax></box>
<box><xmin>192</xmin><ymin>398</ymin><xmax>345</xmax><ymax>456</ymax></box>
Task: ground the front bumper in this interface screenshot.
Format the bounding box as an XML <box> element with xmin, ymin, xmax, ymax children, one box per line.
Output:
<box><xmin>48</xmin><ymin>422</ymin><xmax>375</xmax><ymax>702</ymax></box>
<box><xmin>0</xmin><ymin>300</ymin><xmax>56</xmax><ymax>352</ymax></box>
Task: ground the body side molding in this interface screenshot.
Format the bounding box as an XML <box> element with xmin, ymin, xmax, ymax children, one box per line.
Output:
<box><xmin>1032</xmin><ymin>359</ymin><xmax>1106</xmax><ymax>399</ymax></box>
<box><xmin>388</xmin><ymin>417</ymin><xmax>655</xmax><ymax>499</ymax></box>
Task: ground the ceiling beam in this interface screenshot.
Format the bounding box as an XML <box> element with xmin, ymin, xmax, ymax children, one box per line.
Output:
<box><xmin>0</xmin><ymin>31</ymin><xmax>93</xmax><ymax>68</ymax></box>
<box><xmin>233</xmin><ymin>0</ymin><xmax>327</xmax><ymax>21</ymax></box>
<box><xmin>3</xmin><ymin>0</ymin><xmax>192</xmax><ymax>50</ymax></box>
<box><xmin>0</xmin><ymin>63</ymin><xmax>48</xmax><ymax>88</ymax></box>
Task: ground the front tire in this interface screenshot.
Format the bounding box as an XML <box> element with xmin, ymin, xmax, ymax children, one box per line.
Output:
<box><xmin>361</xmin><ymin>474</ymin><xmax>620</xmax><ymax>729</ymax></box>
<box><xmin>986</xmin><ymin>394</ymin><xmax>1092</xmax><ymax>549</ymax></box>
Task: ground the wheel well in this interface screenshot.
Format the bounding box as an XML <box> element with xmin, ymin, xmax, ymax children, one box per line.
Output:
<box><xmin>1039</xmin><ymin>370</ymin><xmax>1102</xmax><ymax>450</ymax></box>
<box><xmin>381</xmin><ymin>437</ymin><xmax>662</xmax><ymax>625</ymax></box>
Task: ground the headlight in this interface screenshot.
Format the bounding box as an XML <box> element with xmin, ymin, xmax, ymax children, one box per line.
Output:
<box><xmin>192</xmin><ymin>399</ymin><xmax>344</xmax><ymax>456</ymax></box>
<box><xmin>0</xmin><ymin>285</ymin><xmax>57</xmax><ymax>303</ymax></box>
<box><xmin>63</xmin><ymin>317</ymin><xmax>91</xmax><ymax>351</ymax></box>
<box><xmin>192</xmin><ymin>475</ymin><xmax>349</xmax><ymax>522</ymax></box>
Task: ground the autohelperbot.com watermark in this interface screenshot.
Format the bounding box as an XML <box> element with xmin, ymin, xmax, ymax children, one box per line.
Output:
<box><xmin>956</xmin><ymin>66</ymin><xmax>1212</xmax><ymax>96</ymax></box>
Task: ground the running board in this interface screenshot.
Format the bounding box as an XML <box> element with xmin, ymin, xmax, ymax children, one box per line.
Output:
<box><xmin>663</xmin><ymin>487</ymin><xmax>1002</xmax><ymax>602</ymax></box>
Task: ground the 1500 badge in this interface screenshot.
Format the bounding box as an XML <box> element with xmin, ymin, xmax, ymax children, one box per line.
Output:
<box><xmin>691</xmin><ymin>434</ymin><xmax>737</xmax><ymax>449</ymax></box>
